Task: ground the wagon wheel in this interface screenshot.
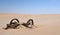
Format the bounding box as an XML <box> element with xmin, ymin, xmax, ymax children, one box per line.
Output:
<box><xmin>10</xmin><ymin>18</ymin><xmax>20</xmax><ymax>28</ymax></box>
<box><xmin>27</xmin><ymin>19</ymin><xmax>34</xmax><ymax>28</ymax></box>
<box><xmin>4</xmin><ymin>18</ymin><xmax>20</xmax><ymax>30</ymax></box>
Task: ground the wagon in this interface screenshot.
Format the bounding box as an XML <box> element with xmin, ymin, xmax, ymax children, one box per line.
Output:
<box><xmin>4</xmin><ymin>18</ymin><xmax>34</xmax><ymax>30</ymax></box>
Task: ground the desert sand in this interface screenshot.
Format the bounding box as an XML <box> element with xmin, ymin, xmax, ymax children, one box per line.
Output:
<box><xmin>0</xmin><ymin>14</ymin><xmax>60</xmax><ymax>35</ymax></box>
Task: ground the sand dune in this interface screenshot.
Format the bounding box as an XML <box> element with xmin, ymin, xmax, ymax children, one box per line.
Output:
<box><xmin>0</xmin><ymin>14</ymin><xmax>60</xmax><ymax>35</ymax></box>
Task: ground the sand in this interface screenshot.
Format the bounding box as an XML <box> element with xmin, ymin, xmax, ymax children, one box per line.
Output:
<box><xmin>0</xmin><ymin>14</ymin><xmax>60</xmax><ymax>35</ymax></box>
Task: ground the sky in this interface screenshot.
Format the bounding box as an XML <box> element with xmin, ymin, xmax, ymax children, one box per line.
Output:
<box><xmin>0</xmin><ymin>0</ymin><xmax>60</xmax><ymax>14</ymax></box>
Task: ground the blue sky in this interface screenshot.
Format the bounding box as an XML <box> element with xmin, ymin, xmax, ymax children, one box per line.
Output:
<box><xmin>0</xmin><ymin>0</ymin><xmax>60</xmax><ymax>14</ymax></box>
